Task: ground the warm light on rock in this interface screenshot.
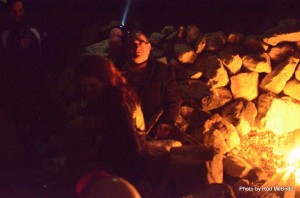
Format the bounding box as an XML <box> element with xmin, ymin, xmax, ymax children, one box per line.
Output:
<box><xmin>264</xmin><ymin>97</ymin><xmax>300</xmax><ymax>135</ymax></box>
<box><xmin>260</xmin><ymin>55</ymin><xmax>299</xmax><ymax>94</ymax></box>
<box><xmin>230</xmin><ymin>72</ymin><xmax>259</xmax><ymax>101</ymax></box>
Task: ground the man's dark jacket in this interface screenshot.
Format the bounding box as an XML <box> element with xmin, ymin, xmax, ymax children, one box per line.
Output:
<box><xmin>124</xmin><ymin>59</ymin><xmax>182</xmax><ymax>126</ymax></box>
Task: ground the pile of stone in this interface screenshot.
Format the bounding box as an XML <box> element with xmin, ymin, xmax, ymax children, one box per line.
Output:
<box><xmin>149</xmin><ymin>18</ymin><xmax>300</xmax><ymax>196</ymax></box>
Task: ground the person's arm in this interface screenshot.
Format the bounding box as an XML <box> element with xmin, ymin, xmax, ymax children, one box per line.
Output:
<box><xmin>156</xmin><ymin>64</ymin><xmax>182</xmax><ymax>138</ymax></box>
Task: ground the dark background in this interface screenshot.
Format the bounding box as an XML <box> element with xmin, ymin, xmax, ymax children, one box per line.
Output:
<box><xmin>1</xmin><ymin>0</ymin><xmax>300</xmax><ymax>69</ymax></box>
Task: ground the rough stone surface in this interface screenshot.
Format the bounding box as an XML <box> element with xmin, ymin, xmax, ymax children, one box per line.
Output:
<box><xmin>227</xmin><ymin>32</ymin><xmax>245</xmax><ymax>45</ymax></box>
<box><xmin>195</xmin><ymin>35</ymin><xmax>206</xmax><ymax>54</ymax></box>
<box><xmin>260</xmin><ymin>55</ymin><xmax>299</xmax><ymax>94</ymax></box>
<box><xmin>243</xmin><ymin>35</ymin><xmax>268</xmax><ymax>53</ymax></box>
<box><xmin>230</xmin><ymin>72</ymin><xmax>259</xmax><ymax>101</ymax></box>
<box><xmin>201</xmin><ymin>87</ymin><xmax>232</xmax><ymax>111</ymax></box>
<box><xmin>255</xmin><ymin>93</ymin><xmax>276</xmax><ymax>129</ymax></box>
<box><xmin>204</xmin><ymin>32</ymin><xmax>226</xmax><ymax>52</ymax></box>
<box><xmin>203</xmin><ymin>114</ymin><xmax>240</xmax><ymax>154</ymax></box>
<box><xmin>186</xmin><ymin>25</ymin><xmax>201</xmax><ymax>44</ymax></box>
<box><xmin>179</xmin><ymin>80</ymin><xmax>212</xmax><ymax>109</ymax></box>
<box><xmin>295</xmin><ymin>64</ymin><xmax>300</xmax><ymax>81</ymax></box>
<box><xmin>242</xmin><ymin>53</ymin><xmax>271</xmax><ymax>73</ymax></box>
<box><xmin>161</xmin><ymin>26</ymin><xmax>176</xmax><ymax>35</ymax></box>
<box><xmin>176</xmin><ymin>69</ymin><xmax>202</xmax><ymax>81</ymax></box>
<box><xmin>206</xmin><ymin>154</ymin><xmax>224</xmax><ymax>183</ymax></box>
<box><xmin>267</xmin><ymin>43</ymin><xmax>295</xmax><ymax>63</ymax></box>
<box><xmin>219</xmin><ymin>47</ymin><xmax>243</xmax><ymax>74</ymax></box>
<box><xmin>178</xmin><ymin>51</ymin><xmax>198</xmax><ymax>64</ymax></box>
<box><xmin>223</xmin><ymin>155</ymin><xmax>252</xmax><ymax>178</ymax></box>
<box><xmin>174</xmin><ymin>42</ymin><xmax>198</xmax><ymax>64</ymax></box>
<box><xmin>283</xmin><ymin>78</ymin><xmax>300</xmax><ymax>101</ymax></box>
<box><xmin>149</xmin><ymin>32</ymin><xmax>166</xmax><ymax>46</ymax></box>
<box><xmin>221</xmin><ymin>100</ymin><xmax>257</xmax><ymax>137</ymax></box>
<box><xmin>263</xmin><ymin>19</ymin><xmax>300</xmax><ymax>46</ymax></box>
<box><xmin>193</xmin><ymin>54</ymin><xmax>229</xmax><ymax>88</ymax></box>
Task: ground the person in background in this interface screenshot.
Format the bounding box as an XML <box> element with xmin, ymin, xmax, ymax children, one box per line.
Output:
<box><xmin>122</xmin><ymin>31</ymin><xmax>182</xmax><ymax>139</ymax></box>
<box><xmin>85</xmin><ymin>27</ymin><xmax>125</xmax><ymax>68</ymax></box>
<box><xmin>1</xmin><ymin>0</ymin><xmax>51</xmax><ymax>168</ymax></box>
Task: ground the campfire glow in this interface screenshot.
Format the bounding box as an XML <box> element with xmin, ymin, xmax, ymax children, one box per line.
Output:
<box><xmin>284</xmin><ymin>147</ymin><xmax>300</xmax><ymax>185</ymax></box>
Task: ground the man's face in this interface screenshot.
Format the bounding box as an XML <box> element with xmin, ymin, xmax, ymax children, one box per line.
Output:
<box><xmin>128</xmin><ymin>33</ymin><xmax>151</xmax><ymax>64</ymax></box>
<box><xmin>11</xmin><ymin>1</ymin><xmax>24</xmax><ymax>23</ymax></box>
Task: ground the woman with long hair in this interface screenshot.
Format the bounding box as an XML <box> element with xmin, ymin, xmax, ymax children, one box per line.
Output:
<box><xmin>65</xmin><ymin>55</ymin><xmax>147</xmax><ymax>190</ymax></box>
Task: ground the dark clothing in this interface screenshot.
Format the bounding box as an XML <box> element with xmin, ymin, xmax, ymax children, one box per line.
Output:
<box><xmin>65</xmin><ymin>87</ymin><xmax>146</xmax><ymax>184</ymax></box>
<box><xmin>123</xmin><ymin>59</ymin><xmax>182</xmax><ymax>126</ymax></box>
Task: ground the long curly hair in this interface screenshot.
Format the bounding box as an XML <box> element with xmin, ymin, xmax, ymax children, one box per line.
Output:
<box><xmin>77</xmin><ymin>55</ymin><xmax>140</xmax><ymax>106</ymax></box>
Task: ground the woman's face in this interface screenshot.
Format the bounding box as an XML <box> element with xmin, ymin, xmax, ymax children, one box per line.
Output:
<box><xmin>80</xmin><ymin>76</ymin><xmax>106</xmax><ymax>101</ymax></box>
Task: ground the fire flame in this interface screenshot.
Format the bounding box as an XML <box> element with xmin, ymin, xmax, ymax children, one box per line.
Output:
<box><xmin>287</xmin><ymin>147</ymin><xmax>300</xmax><ymax>185</ymax></box>
<box><xmin>287</xmin><ymin>147</ymin><xmax>300</xmax><ymax>169</ymax></box>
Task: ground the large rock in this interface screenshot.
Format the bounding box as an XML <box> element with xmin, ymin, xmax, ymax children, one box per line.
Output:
<box><xmin>267</xmin><ymin>43</ymin><xmax>295</xmax><ymax>63</ymax></box>
<box><xmin>227</xmin><ymin>32</ymin><xmax>245</xmax><ymax>45</ymax></box>
<box><xmin>221</xmin><ymin>100</ymin><xmax>257</xmax><ymax>137</ymax></box>
<box><xmin>193</xmin><ymin>54</ymin><xmax>229</xmax><ymax>88</ymax></box>
<box><xmin>223</xmin><ymin>155</ymin><xmax>253</xmax><ymax>178</ymax></box>
<box><xmin>283</xmin><ymin>78</ymin><xmax>300</xmax><ymax>101</ymax></box>
<box><xmin>174</xmin><ymin>42</ymin><xmax>198</xmax><ymax>64</ymax></box>
<box><xmin>206</xmin><ymin>154</ymin><xmax>224</xmax><ymax>183</ymax></box>
<box><xmin>201</xmin><ymin>87</ymin><xmax>232</xmax><ymax>111</ymax></box>
<box><xmin>243</xmin><ymin>35</ymin><xmax>268</xmax><ymax>53</ymax></box>
<box><xmin>295</xmin><ymin>64</ymin><xmax>300</xmax><ymax>81</ymax></box>
<box><xmin>255</xmin><ymin>92</ymin><xmax>276</xmax><ymax>129</ymax></box>
<box><xmin>179</xmin><ymin>80</ymin><xmax>212</xmax><ymax>109</ymax></box>
<box><xmin>263</xmin><ymin>18</ymin><xmax>300</xmax><ymax>46</ymax></box>
<box><xmin>204</xmin><ymin>31</ymin><xmax>226</xmax><ymax>52</ymax></box>
<box><xmin>219</xmin><ymin>47</ymin><xmax>243</xmax><ymax>74</ymax></box>
<box><xmin>180</xmin><ymin>106</ymin><xmax>205</xmax><ymax>124</ymax></box>
<box><xmin>161</xmin><ymin>26</ymin><xmax>176</xmax><ymax>35</ymax></box>
<box><xmin>176</xmin><ymin>105</ymin><xmax>210</xmax><ymax>133</ymax></box>
<box><xmin>165</xmin><ymin>31</ymin><xmax>178</xmax><ymax>42</ymax></box>
<box><xmin>230</xmin><ymin>72</ymin><xmax>259</xmax><ymax>101</ymax></box>
<box><xmin>242</xmin><ymin>53</ymin><xmax>271</xmax><ymax>73</ymax></box>
<box><xmin>261</xmin><ymin>97</ymin><xmax>300</xmax><ymax>135</ymax></box>
<box><xmin>185</xmin><ymin>25</ymin><xmax>201</xmax><ymax>44</ymax></box>
<box><xmin>149</xmin><ymin>32</ymin><xmax>166</xmax><ymax>46</ymax></box>
<box><xmin>195</xmin><ymin>35</ymin><xmax>206</xmax><ymax>54</ymax></box>
<box><xmin>202</xmin><ymin>114</ymin><xmax>240</xmax><ymax>154</ymax></box>
<box><xmin>178</xmin><ymin>51</ymin><xmax>198</xmax><ymax>64</ymax></box>
<box><xmin>179</xmin><ymin>106</ymin><xmax>210</xmax><ymax>132</ymax></box>
<box><xmin>260</xmin><ymin>55</ymin><xmax>299</xmax><ymax>94</ymax></box>
<box><xmin>176</xmin><ymin>68</ymin><xmax>202</xmax><ymax>81</ymax></box>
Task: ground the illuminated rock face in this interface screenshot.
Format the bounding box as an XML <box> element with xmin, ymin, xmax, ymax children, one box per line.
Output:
<box><xmin>149</xmin><ymin>20</ymin><xmax>300</xmax><ymax>179</ymax></box>
<box><xmin>263</xmin><ymin>97</ymin><xmax>300</xmax><ymax>135</ymax></box>
<box><xmin>230</xmin><ymin>72</ymin><xmax>259</xmax><ymax>101</ymax></box>
<box><xmin>202</xmin><ymin>114</ymin><xmax>240</xmax><ymax>154</ymax></box>
<box><xmin>219</xmin><ymin>47</ymin><xmax>242</xmax><ymax>74</ymax></box>
<box><xmin>242</xmin><ymin>53</ymin><xmax>271</xmax><ymax>73</ymax></box>
<box><xmin>259</xmin><ymin>56</ymin><xmax>299</xmax><ymax>94</ymax></box>
<box><xmin>283</xmin><ymin>79</ymin><xmax>300</xmax><ymax>101</ymax></box>
<box><xmin>262</xmin><ymin>18</ymin><xmax>300</xmax><ymax>46</ymax></box>
<box><xmin>193</xmin><ymin>54</ymin><xmax>229</xmax><ymax>88</ymax></box>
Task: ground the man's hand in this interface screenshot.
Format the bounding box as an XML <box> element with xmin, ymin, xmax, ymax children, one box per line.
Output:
<box><xmin>156</xmin><ymin>123</ymin><xmax>172</xmax><ymax>139</ymax></box>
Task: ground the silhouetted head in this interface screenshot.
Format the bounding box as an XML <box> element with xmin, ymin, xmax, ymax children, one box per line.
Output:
<box><xmin>10</xmin><ymin>0</ymin><xmax>25</xmax><ymax>23</ymax></box>
<box><xmin>78</xmin><ymin>55</ymin><xmax>126</xmax><ymax>101</ymax></box>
